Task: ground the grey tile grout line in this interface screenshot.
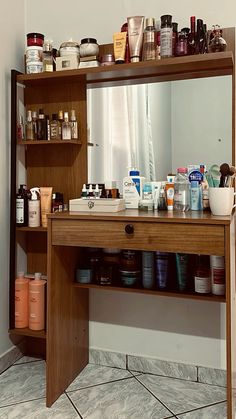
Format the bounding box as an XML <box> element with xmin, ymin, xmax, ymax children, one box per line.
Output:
<box><xmin>65</xmin><ymin>392</ymin><xmax>83</xmax><ymax>418</ymax></box>
<box><xmin>65</xmin><ymin>374</ymin><xmax>137</xmax><ymax>393</ymax></box>
<box><xmin>0</xmin><ymin>395</ymin><xmax>49</xmax><ymax>410</ymax></box>
<box><xmin>173</xmin><ymin>400</ymin><xmax>227</xmax><ymax>417</ymax></box>
<box><xmin>12</xmin><ymin>359</ymin><xmax>44</xmax><ymax>366</ymax></box>
<box><xmin>131</xmin><ymin>373</ymin><xmax>178</xmax><ymax>418</ymax></box>
<box><xmin>0</xmin><ymin>358</ymin><xmax>43</xmax><ymax>376</ymax></box>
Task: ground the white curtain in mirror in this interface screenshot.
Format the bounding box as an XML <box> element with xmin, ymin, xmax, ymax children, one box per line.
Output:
<box><xmin>87</xmin><ymin>84</ymin><xmax>156</xmax><ymax>189</ymax></box>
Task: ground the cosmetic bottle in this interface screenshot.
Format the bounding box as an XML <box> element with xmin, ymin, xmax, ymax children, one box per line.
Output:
<box><xmin>58</xmin><ymin>110</ymin><xmax>64</xmax><ymax>139</ymax></box>
<box><xmin>190</xmin><ymin>181</ymin><xmax>202</xmax><ymax>210</ymax></box>
<box><xmin>188</xmin><ymin>16</ymin><xmax>196</xmax><ymax>54</ymax></box>
<box><xmin>121</xmin><ymin>23</ymin><xmax>130</xmax><ymax>63</ymax></box>
<box><xmin>160</xmin><ymin>14</ymin><xmax>173</xmax><ymax>58</ymax></box>
<box><xmin>81</xmin><ymin>184</ymin><xmax>88</xmax><ymax>199</ymax></box>
<box><xmin>37</xmin><ymin>109</ymin><xmax>45</xmax><ymax>140</ymax></box>
<box><xmin>50</xmin><ymin>114</ymin><xmax>60</xmax><ymax>140</ymax></box>
<box><xmin>142</xmin><ymin>251</ymin><xmax>154</xmax><ymax>289</ymax></box>
<box><xmin>142</xmin><ymin>18</ymin><xmax>157</xmax><ymax>61</ymax></box>
<box><xmin>88</xmin><ymin>184</ymin><xmax>94</xmax><ymax>198</ymax></box>
<box><xmin>28</xmin><ymin>187</ymin><xmax>40</xmax><ymax>227</ymax></box>
<box><xmin>62</xmin><ymin>112</ymin><xmax>72</xmax><ymax>140</ymax></box>
<box><xmin>194</xmin><ymin>255</ymin><xmax>211</xmax><ymax>294</ymax></box>
<box><xmin>26</xmin><ymin>110</ymin><xmax>34</xmax><ymax>140</ymax></box>
<box><xmin>175</xmin><ymin>253</ymin><xmax>189</xmax><ymax>292</ymax></box>
<box><xmin>32</xmin><ymin>111</ymin><xmax>38</xmax><ymax>140</ymax></box>
<box><xmin>45</xmin><ymin>114</ymin><xmax>50</xmax><ymax>140</ymax></box>
<box><xmin>16</xmin><ymin>184</ymin><xmax>28</xmax><ymax>227</ymax></box>
<box><xmin>173</xmin><ymin>167</ymin><xmax>190</xmax><ymax>211</ymax></box>
<box><xmin>29</xmin><ymin>272</ymin><xmax>46</xmax><ymax>330</ymax></box>
<box><xmin>15</xmin><ymin>272</ymin><xmax>29</xmax><ymax>328</ymax></box>
<box><xmin>172</xmin><ymin>22</ymin><xmax>178</xmax><ymax>56</ymax></box>
<box><xmin>158</xmin><ymin>183</ymin><xmax>167</xmax><ymax>210</ymax></box>
<box><xmin>70</xmin><ymin>110</ymin><xmax>78</xmax><ymax>139</ymax></box>
<box><xmin>210</xmin><ymin>255</ymin><xmax>225</xmax><ymax>296</ymax></box>
<box><xmin>17</xmin><ymin>115</ymin><xmax>24</xmax><ymax>141</ymax></box>
<box><xmin>155</xmin><ymin>251</ymin><xmax>169</xmax><ymax>289</ymax></box>
<box><xmin>176</xmin><ymin>31</ymin><xmax>188</xmax><ymax>56</ymax></box>
<box><xmin>195</xmin><ymin>19</ymin><xmax>205</xmax><ymax>54</ymax></box>
<box><xmin>94</xmin><ymin>184</ymin><xmax>100</xmax><ymax>199</ymax></box>
<box><xmin>43</xmin><ymin>41</ymin><xmax>53</xmax><ymax>72</ymax></box>
<box><xmin>208</xmin><ymin>25</ymin><xmax>227</xmax><ymax>52</ymax></box>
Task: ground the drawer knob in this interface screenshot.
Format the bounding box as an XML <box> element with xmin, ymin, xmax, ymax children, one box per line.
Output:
<box><xmin>125</xmin><ymin>224</ymin><xmax>134</xmax><ymax>234</ymax></box>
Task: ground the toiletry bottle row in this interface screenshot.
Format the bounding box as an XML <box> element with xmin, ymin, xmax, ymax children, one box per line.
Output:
<box><xmin>16</xmin><ymin>185</ymin><xmax>64</xmax><ymax>228</ymax></box>
<box><xmin>75</xmin><ymin>248</ymin><xmax>225</xmax><ymax>296</ymax></box>
<box><xmin>19</xmin><ymin>109</ymin><xmax>78</xmax><ymax>141</ymax></box>
<box><xmin>15</xmin><ymin>272</ymin><xmax>46</xmax><ymax>330</ymax></box>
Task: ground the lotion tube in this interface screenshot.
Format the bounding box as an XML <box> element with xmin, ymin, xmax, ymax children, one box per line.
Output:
<box><xmin>113</xmin><ymin>32</ymin><xmax>126</xmax><ymax>63</ymax></box>
<box><xmin>40</xmin><ymin>187</ymin><xmax>53</xmax><ymax>227</ymax></box>
<box><xmin>127</xmin><ymin>16</ymin><xmax>144</xmax><ymax>62</ymax></box>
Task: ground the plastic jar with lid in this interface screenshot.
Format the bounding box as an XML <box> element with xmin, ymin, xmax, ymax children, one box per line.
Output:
<box><xmin>80</xmin><ymin>38</ymin><xmax>99</xmax><ymax>57</ymax></box>
<box><xmin>120</xmin><ymin>250</ymin><xmax>140</xmax><ymax>287</ymax></box>
<box><xmin>27</xmin><ymin>33</ymin><xmax>44</xmax><ymax>47</ymax></box>
<box><xmin>101</xmin><ymin>54</ymin><xmax>115</xmax><ymax>66</ymax></box>
<box><xmin>59</xmin><ymin>41</ymin><xmax>80</xmax><ymax>57</ymax></box>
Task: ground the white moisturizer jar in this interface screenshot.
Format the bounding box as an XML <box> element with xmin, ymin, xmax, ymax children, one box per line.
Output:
<box><xmin>80</xmin><ymin>38</ymin><xmax>99</xmax><ymax>57</ymax></box>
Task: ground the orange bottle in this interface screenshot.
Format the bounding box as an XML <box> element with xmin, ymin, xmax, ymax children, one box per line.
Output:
<box><xmin>15</xmin><ymin>272</ymin><xmax>29</xmax><ymax>328</ymax></box>
<box><xmin>29</xmin><ymin>272</ymin><xmax>46</xmax><ymax>331</ymax></box>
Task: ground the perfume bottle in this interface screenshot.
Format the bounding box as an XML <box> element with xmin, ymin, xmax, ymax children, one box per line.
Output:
<box><xmin>37</xmin><ymin>109</ymin><xmax>45</xmax><ymax>140</ymax></box>
<box><xmin>142</xmin><ymin>18</ymin><xmax>157</xmax><ymax>61</ymax></box>
<box><xmin>70</xmin><ymin>110</ymin><xmax>78</xmax><ymax>139</ymax></box>
<box><xmin>208</xmin><ymin>25</ymin><xmax>227</xmax><ymax>52</ymax></box>
<box><xmin>50</xmin><ymin>114</ymin><xmax>60</xmax><ymax>140</ymax></box>
<box><xmin>188</xmin><ymin>16</ymin><xmax>196</xmax><ymax>55</ymax></box>
<box><xmin>43</xmin><ymin>41</ymin><xmax>53</xmax><ymax>72</ymax></box>
<box><xmin>17</xmin><ymin>115</ymin><xmax>24</xmax><ymax>141</ymax></box>
<box><xmin>26</xmin><ymin>110</ymin><xmax>34</xmax><ymax>140</ymax></box>
<box><xmin>62</xmin><ymin>112</ymin><xmax>72</xmax><ymax>140</ymax></box>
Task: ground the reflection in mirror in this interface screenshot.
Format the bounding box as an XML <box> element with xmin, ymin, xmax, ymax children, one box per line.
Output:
<box><xmin>87</xmin><ymin>76</ymin><xmax>232</xmax><ymax>190</ymax></box>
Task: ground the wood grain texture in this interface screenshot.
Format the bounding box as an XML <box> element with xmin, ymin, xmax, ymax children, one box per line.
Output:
<box><xmin>46</xmin><ymin>219</ymin><xmax>89</xmax><ymax>407</ymax></box>
<box><xmin>51</xmin><ymin>218</ymin><xmax>225</xmax><ymax>256</ymax></box>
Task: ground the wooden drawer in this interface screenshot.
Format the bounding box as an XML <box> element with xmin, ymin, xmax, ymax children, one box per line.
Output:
<box><xmin>51</xmin><ymin>219</ymin><xmax>225</xmax><ymax>255</ymax></box>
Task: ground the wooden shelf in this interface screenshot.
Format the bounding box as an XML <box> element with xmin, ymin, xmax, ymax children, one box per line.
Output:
<box><xmin>73</xmin><ymin>283</ymin><xmax>226</xmax><ymax>303</ymax></box>
<box><xmin>9</xmin><ymin>328</ymin><xmax>46</xmax><ymax>339</ymax></box>
<box><xmin>16</xmin><ymin>226</ymin><xmax>47</xmax><ymax>232</ymax></box>
<box><xmin>17</xmin><ymin>51</ymin><xmax>234</xmax><ymax>88</ymax></box>
<box><xmin>17</xmin><ymin>139</ymin><xmax>81</xmax><ymax>145</ymax></box>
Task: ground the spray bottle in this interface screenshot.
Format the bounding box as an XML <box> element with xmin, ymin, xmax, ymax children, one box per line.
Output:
<box><xmin>28</xmin><ymin>187</ymin><xmax>40</xmax><ymax>227</ymax></box>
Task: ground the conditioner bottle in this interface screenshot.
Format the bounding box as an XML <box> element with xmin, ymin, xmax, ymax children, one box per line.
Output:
<box><xmin>29</xmin><ymin>272</ymin><xmax>46</xmax><ymax>330</ymax></box>
<box><xmin>15</xmin><ymin>272</ymin><xmax>29</xmax><ymax>328</ymax></box>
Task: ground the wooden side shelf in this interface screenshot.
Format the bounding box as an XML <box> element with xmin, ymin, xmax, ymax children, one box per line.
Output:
<box><xmin>16</xmin><ymin>226</ymin><xmax>47</xmax><ymax>232</ymax></box>
<box><xmin>9</xmin><ymin>328</ymin><xmax>46</xmax><ymax>339</ymax></box>
<box><xmin>17</xmin><ymin>139</ymin><xmax>81</xmax><ymax>145</ymax></box>
<box><xmin>73</xmin><ymin>283</ymin><xmax>226</xmax><ymax>303</ymax></box>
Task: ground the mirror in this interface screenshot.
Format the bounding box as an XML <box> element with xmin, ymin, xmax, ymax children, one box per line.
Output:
<box><xmin>87</xmin><ymin>76</ymin><xmax>232</xmax><ymax>188</ymax></box>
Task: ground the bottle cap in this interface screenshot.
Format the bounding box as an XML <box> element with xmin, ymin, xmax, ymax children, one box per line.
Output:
<box><xmin>177</xmin><ymin>167</ymin><xmax>187</xmax><ymax>173</ymax></box>
<box><xmin>161</xmin><ymin>15</ymin><xmax>172</xmax><ymax>27</ymax></box>
<box><xmin>81</xmin><ymin>38</ymin><xmax>97</xmax><ymax>45</ymax></box>
<box><xmin>52</xmin><ymin>113</ymin><xmax>58</xmax><ymax>120</ymax></box>
<box><xmin>70</xmin><ymin>110</ymin><xmax>76</xmax><ymax>121</ymax></box>
<box><xmin>34</xmin><ymin>272</ymin><xmax>42</xmax><ymax>279</ymax></box>
<box><xmin>30</xmin><ymin>187</ymin><xmax>40</xmax><ymax>200</ymax></box>
<box><xmin>145</xmin><ymin>18</ymin><xmax>155</xmax><ymax>27</ymax></box>
<box><xmin>17</xmin><ymin>271</ymin><xmax>25</xmax><ymax>277</ymax></box>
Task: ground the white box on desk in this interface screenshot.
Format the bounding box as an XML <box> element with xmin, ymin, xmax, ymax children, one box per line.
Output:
<box><xmin>69</xmin><ymin>198</ymin><xmax>125</xmax><ymax>212</ymax></box>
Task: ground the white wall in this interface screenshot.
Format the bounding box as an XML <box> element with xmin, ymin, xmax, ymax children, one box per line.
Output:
<box><xmin>25</xmin><ymin>0</ymin><xmax>236</xmax><ymax>368</ymax></box>
<box><xmin>0</xmin><ymin>1</ymin><xmax>25</xmax><ymax>356</ymax></box>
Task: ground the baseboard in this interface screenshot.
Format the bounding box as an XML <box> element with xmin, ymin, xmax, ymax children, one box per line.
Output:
<box><xmin>89</xmin><ymin>348</ymin><xmax>226</xmax><ymax>387</ymax></box>
<box><xmin>0</xmin><ymin>343</ymin><xmax>24</xmax><ymax>374</ymax></box>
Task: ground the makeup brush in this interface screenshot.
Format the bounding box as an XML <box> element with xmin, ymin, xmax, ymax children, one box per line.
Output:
<box><xmin>219</xmin><ymin>163</ymin><xmax>230</xmax><ymax>187</ymax></box>
<box><xmin>225</xmin><ymin>166</ymin><xmax>236</xmax><ymax>187</ymax></box>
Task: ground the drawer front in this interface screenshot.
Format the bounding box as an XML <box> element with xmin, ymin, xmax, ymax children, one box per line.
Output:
<box><xmin>51</xmin><ymin>219</ymin><xmax>225</xmax><ymax>255</ymax></box>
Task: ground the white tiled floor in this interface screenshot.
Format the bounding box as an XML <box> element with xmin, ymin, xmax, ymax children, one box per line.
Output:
<box><xmin>0</xmin><ymin>357</ymin><xmax>227</xmax><ymax>418</ymax></box>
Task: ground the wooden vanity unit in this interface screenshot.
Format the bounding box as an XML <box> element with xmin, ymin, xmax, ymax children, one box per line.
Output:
<box><xmin>47</xmin><ymin>210</ymin><xmax>236</xmax><ymax>417</ymax></box>
<box><xmin>9</xmin><ymin>27</ymin><xmax>236</xmax><ymax>417</ymax></box>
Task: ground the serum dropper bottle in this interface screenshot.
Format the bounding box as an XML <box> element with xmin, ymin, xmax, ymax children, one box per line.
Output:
<box><xmin>62</xmin><ymin>112</ymin><xmax>72</xmax><ymax>140</ymax></box>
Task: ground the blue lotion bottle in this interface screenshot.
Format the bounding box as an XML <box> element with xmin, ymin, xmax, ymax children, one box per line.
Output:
<box><xmin>190</xmin><ymin>181</ymin><xmax>202</xmax><ymax>210</ymax></box>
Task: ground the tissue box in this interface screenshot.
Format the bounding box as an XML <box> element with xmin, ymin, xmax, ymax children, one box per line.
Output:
<box><xmin>69</xmin><ymin>198</ymin><xmax>125</xmax><ymax>212</ymax></box>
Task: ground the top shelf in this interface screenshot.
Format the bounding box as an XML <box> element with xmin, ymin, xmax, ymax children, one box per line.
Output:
<box><xmin>17</xmin><ymin>52</ymin><xmax>234</xmax><ymax>89</ymax></box>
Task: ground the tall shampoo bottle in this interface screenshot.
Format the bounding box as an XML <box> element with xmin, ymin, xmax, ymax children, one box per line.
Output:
<box><xmin>15</xmin><ymin>272</ymin><xmax>29</xmax><ymax>328</ymax></box>
<box><xmin>28</xmin><ymin>187</ymin><xmax>40</xmax><ymax>227</ymax></box>
<box><xmin>29</xmin><ymin>272</ymin><xmax>46</xmax><ymax>330</ymax></box>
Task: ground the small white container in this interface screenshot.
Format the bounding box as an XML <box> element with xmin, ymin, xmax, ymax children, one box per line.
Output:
<box><xmin>26</xmin><ymin>61</ymin><xmax>43</xmax><ymax>74</ymax></box>
<box><xmin>80</xmin><ymin>38</ymin><xmax>99</xmax><ymax>57</ymax></box>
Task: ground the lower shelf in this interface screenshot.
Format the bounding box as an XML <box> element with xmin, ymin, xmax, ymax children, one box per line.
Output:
<box><xmin>73</xmin><ymin>283</ymin><xmax>226</xmax><ymax>302</ymax></box>
<box><xmin>9</xmin><ymin>328</ymin><xmax>46</xmax><ymax>339</ymax></box>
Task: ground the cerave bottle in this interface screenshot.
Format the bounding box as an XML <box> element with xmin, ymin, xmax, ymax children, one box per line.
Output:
<box><xmin>15</xmin><ymin>272</ymin><xmax>29</xmax><ymax>328</ymax></box>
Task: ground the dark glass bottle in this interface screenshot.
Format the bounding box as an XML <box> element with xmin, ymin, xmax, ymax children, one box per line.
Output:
<box><xmin>16</xmin><ymin>184</ymin><xmax>28</xmax><ymax>227</ymax></box>
<box><xmin>188</xmin><ymin>16</ymin><xmax>196</xmax><ymax>55</ymax></box>
<box><xmin>194</xmin><ymin>255</ymin><xmax>211</xmax><ymax>294</ymax></box>
<box><xmin>121</xmin><ymin>23</ymin><xmax>130</xmax><ymax>63</ymax></box>
<box><xmin>176</xmin><ymin>31</ymin><xmax>188</xmax><ymax>56</ymax></box>
<box><xmin>195</xmin><ymin>19</ymin><xmax>205</xmax><ymax>54</ymax></box>
<box><xmin>37</xmin><ymin>109</ymin><xmax>46</xmax><ymax>140</ymax></box>
<box><xmin>172</xmin><ymin>22</ymin><xmax>178</xmax><ymax>56</ymax></box>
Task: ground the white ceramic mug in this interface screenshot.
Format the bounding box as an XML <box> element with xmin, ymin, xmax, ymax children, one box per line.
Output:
<box><xmin>209</xmin><ymin>187</ymin><xmax>236</xmax><ymax>216</ymax></box>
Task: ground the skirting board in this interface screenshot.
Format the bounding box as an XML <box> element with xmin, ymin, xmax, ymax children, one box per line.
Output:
<box><xmin>89</xmin><ymin>348</ymin><xmax>226</xmax><ymax>387</ymax></box>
